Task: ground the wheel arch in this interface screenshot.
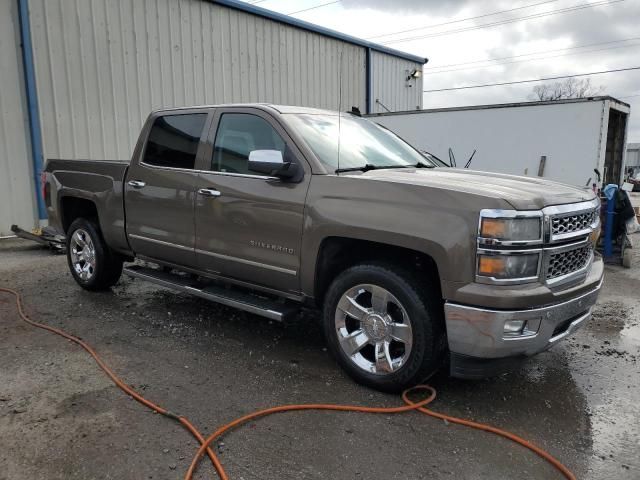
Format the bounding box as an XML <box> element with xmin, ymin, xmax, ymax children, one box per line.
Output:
<box><xmin>60</xmin><ymin>196</ymin><xmax>99</xmax><ymax>234</ymax></box>
<box><xmin>312</xmin><ymin>236</ymin><xmax>444</xmax><ymax>307</ymax></box>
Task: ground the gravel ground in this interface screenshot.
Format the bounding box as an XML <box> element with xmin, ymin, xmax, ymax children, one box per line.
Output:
<box><xmin>1</xmin><ymin>237</ymin><xmax>638</xmax><ymax>480</ymax></box>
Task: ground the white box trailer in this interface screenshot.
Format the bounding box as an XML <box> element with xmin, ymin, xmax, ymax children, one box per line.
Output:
<box><xmin>369</xmin><ymin>96</ymin><xmax>630</xmax><ymax>188</ymax></box>
<box><xmin>627</xmin><ymin>143</ymin><xmax>640</xmax><ymax>168</ymax></box>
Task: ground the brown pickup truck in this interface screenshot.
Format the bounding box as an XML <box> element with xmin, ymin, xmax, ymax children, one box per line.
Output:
<box><xmin>44</xmin><ymin>104</ymin><xmax>604</xmax><ymax>391</ymax></box>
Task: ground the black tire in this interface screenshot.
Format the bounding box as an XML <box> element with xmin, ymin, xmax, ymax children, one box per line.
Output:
<box><xmin>323</xmin><ymin>263</ymin><xmax>445</xmax><ymax>392</ymax></box>
<box><xmin>66</xmin><ymin>217</ymin><xmax>123</xmax><ymax>291</ymax></box>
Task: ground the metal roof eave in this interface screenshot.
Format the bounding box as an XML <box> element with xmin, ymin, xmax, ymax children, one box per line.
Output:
<box><xmin>209</xmin><ymin>0</ymin><xmax>428</xmax><ymax>65</ymax></box>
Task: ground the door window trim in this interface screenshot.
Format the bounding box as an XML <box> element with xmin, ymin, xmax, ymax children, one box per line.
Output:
<box><xmin>138</xmin><ymin>163</ymin><xmax>278</xmax><ymax>179</ymax></box>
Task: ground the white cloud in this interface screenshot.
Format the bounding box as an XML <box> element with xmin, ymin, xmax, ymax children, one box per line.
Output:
<box><xmin>257</xmin><ymin>0</ymin><xmax>640</xmax><ymax>140</ymax></box>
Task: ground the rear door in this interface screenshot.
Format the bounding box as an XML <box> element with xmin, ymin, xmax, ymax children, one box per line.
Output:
<box><xmin>125</xmin><ymin>110</ymin><xmax>211</xmax><ymax>268</ymax></box>
<box><xmin>194</xmin><ymin>108</ymin><xmax>311</xmax><ymax>293</ymax></box>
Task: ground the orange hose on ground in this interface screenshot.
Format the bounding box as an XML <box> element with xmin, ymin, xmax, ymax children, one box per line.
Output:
<box><xmin>400</xmin><ymin>391</ymin><xmax>577</xmax><ymax>480</ymax></box>
<box><xmin>1</xmin><ymin>287</ymin><xmax>576</xmax><ymax>480</ymax></box>
<box><xmin>0</xmin><ymin>287</ymin><xmax>223</xmax><ymax>475</ymax></box>
<box><xmin>184</xmin><ymin>386</ymin><xmax>575</xmax><ymax>480</ymax></box>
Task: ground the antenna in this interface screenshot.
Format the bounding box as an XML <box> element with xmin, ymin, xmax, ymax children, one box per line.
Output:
<box><xmin>337</xmin><ymin>47</ymin><xmax>344</xmax><ymax>174</ymax></box>
<box><xmin>464</xmin><ymin>149</ymin><xmax>476</xmax><ymax>169</ymax></box>
<box><xmin>448</xmin><ymin>147</ymin><xmax>457</xmax><ymax>168</ymax></box>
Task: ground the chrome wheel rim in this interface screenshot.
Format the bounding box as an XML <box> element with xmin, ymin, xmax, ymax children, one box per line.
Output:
<box><xmin>334</xmin><ymin>284</ymin><xmax>413</xmax><ymax>375</ymax></box>
<box><xmin>69</xmin><ymin>229</ymin><xmax>96</xmax><ymax>281</ymax></box>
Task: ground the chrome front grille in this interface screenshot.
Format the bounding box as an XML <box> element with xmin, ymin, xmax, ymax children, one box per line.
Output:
<box><xmin>546</xmin><ymin>244</ymin><xmax>592</xmax><ymax>280</ymax></box>
<box><xmin>551</xmin><ymin>209</ymin><xmax>598</xmax><ymax>239</ymax></box>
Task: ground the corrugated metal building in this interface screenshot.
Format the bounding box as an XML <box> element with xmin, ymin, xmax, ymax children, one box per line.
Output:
<box><xmin>0</xmin><ymin>0</ymin><xmax>35</xmax><ymax>237</ymax></box>
<box><xmin>0</xmin><ymin>0</ymin><xmax>426</xmax><ymax>236</ymax></box>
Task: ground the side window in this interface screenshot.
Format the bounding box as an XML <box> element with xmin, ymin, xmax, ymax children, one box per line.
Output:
<box><xmin>212</xmin><ymin>113</ymin><xmax>285</xmax><ymax>175</ymax></box>
<box><xmin>143</xmin><ymin>113</ymin><xmax>207</xmax><ymax>169</ymax></box>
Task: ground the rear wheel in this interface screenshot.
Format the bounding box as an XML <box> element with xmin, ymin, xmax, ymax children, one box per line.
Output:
<box><xmin>67</xmin><ymin>218</ymin><xmax>123</xmax><ymax>290</ymax></box>
<box><xmin>323</xmin><ymin>263</ymin><xmax>445</xmax><ymax>392</ymax></box>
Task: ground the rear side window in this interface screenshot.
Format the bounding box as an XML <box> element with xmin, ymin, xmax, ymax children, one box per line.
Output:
<box><xmin>212</xmin><ymin>113</ymin><xmax>285</xmax><ymax>175</ymax></box>
<box><xmin>143</xmin><ymin>114</ymin><xmax>207</xmax><ymax>169</ymax></box>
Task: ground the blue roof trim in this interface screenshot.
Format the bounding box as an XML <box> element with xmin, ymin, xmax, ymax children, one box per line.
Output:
<box><xmin>209</xmin><ymin>0</ymin><xmax>427</xmax><ymax>65</ymax></box>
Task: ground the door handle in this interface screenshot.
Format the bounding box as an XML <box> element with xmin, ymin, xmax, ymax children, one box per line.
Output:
<box><xmin>198</xmin><ymin>188</ymin><xmax>222</xmax><ymax>198</ymax></box>
<box><xmin>128</xmin><ymin>180</ymin><xmax>146</xmax><ymax>189</ymax></box>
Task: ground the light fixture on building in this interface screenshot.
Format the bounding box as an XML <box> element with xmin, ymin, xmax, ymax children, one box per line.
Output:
<box><xmin>406</xmin><ymin>69</ymin><xmax>422</xmax><ymax>81</ymax></box>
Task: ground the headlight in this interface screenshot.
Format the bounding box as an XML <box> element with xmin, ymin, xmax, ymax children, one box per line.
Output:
<box><xmin>477</xmin><ymin>252</ymin><xmax>540</xmax><ymax>280</ymax></box>
<box><xmin>479</xmin><ymin>216</ymin><xmax>542</xmax><ymax>242</ymax></box>
<box><xmin>476</xmin><ymin>210</ymin><xmax>543</xmax><ymax>284</ymax></box>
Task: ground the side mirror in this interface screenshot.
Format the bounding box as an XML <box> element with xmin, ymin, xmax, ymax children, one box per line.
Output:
<box><xmin>248</xmin><ymin>150</ymin><xmax>284</xmax><ymax>175</ymax></box>
<box><xmin>248</xmin><ymin>146</ymin><xmax>303</xmax><ymax>181</ymax></box>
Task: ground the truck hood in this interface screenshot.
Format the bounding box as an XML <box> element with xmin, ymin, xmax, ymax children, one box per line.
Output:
<box><xmin>358</xmin><ymin>168</ymin><xmax>595</xmax><ymax>210</ymax></box>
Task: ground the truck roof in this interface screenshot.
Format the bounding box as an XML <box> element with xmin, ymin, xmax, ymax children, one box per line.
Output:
<box><xmin>151</xmin><ymin>104</ymin><xmax>338</xmax><ymax>116</ymax></box>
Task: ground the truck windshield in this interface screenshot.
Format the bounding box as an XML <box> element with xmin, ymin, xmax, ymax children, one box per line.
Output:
<box><xmin>285</xmin><ymin>113</ymin><xmax>433</xmax><ymax>172</ymax></box>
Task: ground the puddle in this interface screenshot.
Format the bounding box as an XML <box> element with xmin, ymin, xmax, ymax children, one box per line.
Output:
<box><xmin>568</xmin><ymin>278</ymin><xmax>640</xmax><ymax>478</ymax></box>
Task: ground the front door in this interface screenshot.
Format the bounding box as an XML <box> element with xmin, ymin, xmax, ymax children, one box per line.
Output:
<box><xmin>125</xmin><ymin>111</ymin><xmax>210</xmax><ymax>268</ymax></box>
<box><xmin>194</xmin><ymin>108</ymin><xmax>311</xmax><ymax>293</ymax></box>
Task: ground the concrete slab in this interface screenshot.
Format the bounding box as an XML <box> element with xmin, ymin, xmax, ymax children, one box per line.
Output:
<box><xmin>0</xmin><ymin>238</ymin><xmax>638</xmax><ymax>479</ymax></box>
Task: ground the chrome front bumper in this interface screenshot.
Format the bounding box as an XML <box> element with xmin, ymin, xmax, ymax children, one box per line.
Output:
<box><xmin>444</xmin><ymin>279</ymin><xmax>603</xmax><ymax>359</ymax></box>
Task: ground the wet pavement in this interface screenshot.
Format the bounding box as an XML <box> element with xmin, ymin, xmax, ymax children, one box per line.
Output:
<box><xmin>0</xmin><ymin>237</ymin><xmax>638</xmax><ymax>479</ymax></box>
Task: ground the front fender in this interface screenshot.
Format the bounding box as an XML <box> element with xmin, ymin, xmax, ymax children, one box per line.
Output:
<box><xmin>299</xmin><ymin>175</ymin><xmax>500</xmax><ymax>299</ymax></box>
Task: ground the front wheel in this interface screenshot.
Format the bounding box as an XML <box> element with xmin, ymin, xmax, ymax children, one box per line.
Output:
<box><xmin>66</xmin><ymin>218</ymin><xmax>123</xmax><ymax>291</ymax></box>
<box><xmin>323</xmin><ymin>263</ymin><xmax>445</xmax><ymax>392</ymax></box>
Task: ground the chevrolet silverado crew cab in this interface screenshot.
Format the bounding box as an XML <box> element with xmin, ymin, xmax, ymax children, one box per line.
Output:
<box><xmin>44</xmin><ymin>104</ymin><xmax>603</xmax><ymax>392</ymax></box>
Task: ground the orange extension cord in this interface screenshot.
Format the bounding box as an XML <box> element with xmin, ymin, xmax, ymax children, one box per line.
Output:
<box><xmin>1</xmin><ymin>287</ymin><xmax>576</xmax><ymax>480</ymax></box>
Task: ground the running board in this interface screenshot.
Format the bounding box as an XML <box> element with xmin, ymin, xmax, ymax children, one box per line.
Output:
<box><xmin>123</xmin><ymin>265</ymin><xmax>298</xmax><ymax>322</ymax></box>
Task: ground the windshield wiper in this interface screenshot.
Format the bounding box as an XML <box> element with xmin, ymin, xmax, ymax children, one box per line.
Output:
<box><xmin>335</xmin><ymin>164</ymin><xmax>413</xmax><ymax>174</ymax></box>
<box><xmin>413</xmin><ymin>162</ymin><xmax>435</xmax><ymax>168</ymax></box>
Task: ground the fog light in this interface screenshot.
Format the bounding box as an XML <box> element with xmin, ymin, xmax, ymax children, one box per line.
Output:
<box><xmin>503</xmin><ymin>320</ymin><xmax>526</xmax><ymax>336</ymax></box>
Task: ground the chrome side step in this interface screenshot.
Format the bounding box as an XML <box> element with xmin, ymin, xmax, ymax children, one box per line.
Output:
<box><xmin>123</xmin><ymin>265</ymin><xmax>298</xmax><ymax>322</ymax></box>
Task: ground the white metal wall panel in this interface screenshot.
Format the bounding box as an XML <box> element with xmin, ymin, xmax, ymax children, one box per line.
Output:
<box><xmin>370</xmin><ymin>51</ymin><xmax>422</xmax><ymax>114</ymax></box>
<box><xmin>0</xmin><ymin>0</ymin><xmax>37</xmax><ymax>236</ymax></box>
<box><xmin>27</xmin><ymin>0</ymin><xmax>366</xmax><ymax>161</ymax></box>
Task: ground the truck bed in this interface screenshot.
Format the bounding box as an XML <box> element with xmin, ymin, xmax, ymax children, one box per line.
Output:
<box><xmin>45</xmin><ymin>158</ymin><xmax>130</xmax><ymax>253</ymax></box>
